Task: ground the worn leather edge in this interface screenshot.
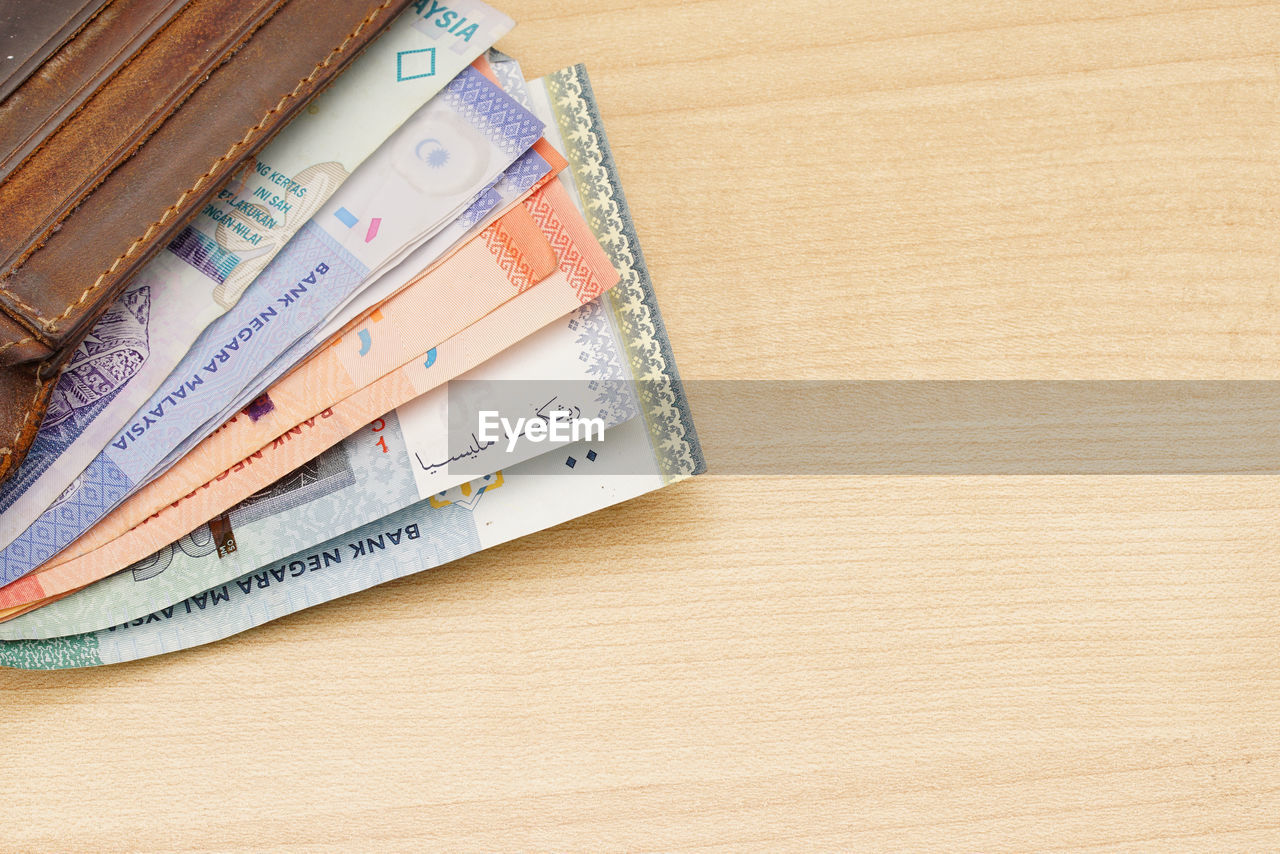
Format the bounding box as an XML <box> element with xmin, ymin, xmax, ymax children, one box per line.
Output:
<box><xmin>0</xmin><ymin>0</ymin><xmax>111</xmax><ymax>102</ymax></box>
<box><xmin>0</xmin><ymin>0</ymin><xmax>405</xmax><ymax>480</ymax></box>
<box><xmin>0</xmin><ymin>369</ymin><xmax>56</xmax><ymax>487</ymax></box>
<box><xmin>0</xmin><ymin>0</ymin><xmax>195</xmax><ymax>185</ymax></box>
<box><xmin>0</xmin><ymin>0</ymin><xmax>289</xmax><ymax>296</ymax></box>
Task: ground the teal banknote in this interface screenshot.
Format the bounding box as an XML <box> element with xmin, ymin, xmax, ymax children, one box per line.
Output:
<box><xmin>0</xmin><ymin>64</ymin><xmax>705</xmax><ymax>670</ymax></box>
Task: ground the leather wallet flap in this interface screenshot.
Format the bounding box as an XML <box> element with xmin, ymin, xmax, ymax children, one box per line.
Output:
<box><xmin>0</xmin><ymin>0</ymin><xmax>413</xmax><ymax>365</ymax></box>
<box><xmin>0</xmin><ymin>0</ymin><xmax>288</xmax><ymax>293</ymax></box>
<box><xmin>0</xmin><ymin>0</ymin><xmax>113</xmax><ymax>103</ymax></box>
<box><xmin>0</xmin><ymin>0</ymin><xmax>193</xmax><ymax>184</ymax></box>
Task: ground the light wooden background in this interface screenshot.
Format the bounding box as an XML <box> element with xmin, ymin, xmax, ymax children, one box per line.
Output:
<box><xmin>4</xmin><ymin>1</ymin><xmax>1279</xmax><ymax>850</ymax></box>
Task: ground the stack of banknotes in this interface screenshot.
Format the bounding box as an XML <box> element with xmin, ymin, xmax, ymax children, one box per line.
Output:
<box><xmin>0</xmin><ymin>3</ymin><xmax>703</xmax><ymax>670</ymax></box>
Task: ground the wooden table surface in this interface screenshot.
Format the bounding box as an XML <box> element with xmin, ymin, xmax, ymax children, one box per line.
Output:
<box><xmin>4</xmin><ymin>2</ymin><xmax>1279</xmax><ymax>850</ymax></box>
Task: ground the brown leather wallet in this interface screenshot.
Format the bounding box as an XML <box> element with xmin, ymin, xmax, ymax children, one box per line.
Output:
<box><xmin>0</xmin><ymin>0</ymin><xmax>414</xmax><ymax>485</ymax></box>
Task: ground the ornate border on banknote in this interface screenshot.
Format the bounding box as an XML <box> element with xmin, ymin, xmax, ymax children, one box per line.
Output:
<box><xmin>567</xmin><ymin>299</ymin><xmax>637</xmax><ymax>426</ymax></box>
<box><xmin>546</xmin><ymin>65</ymin><xmax>705</xmax><ymax>482</ymax></box>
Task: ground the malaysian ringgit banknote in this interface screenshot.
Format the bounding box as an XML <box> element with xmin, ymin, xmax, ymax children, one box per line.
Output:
<box><xmin>307</xmin><ymin>50</ymin><xmax>547</xmax><ymax>343</ymax></box>
<box><xmin>149</xmin><ymin>53</ymin><xmax>558</xmax><ymax>468</ymax></box>
<box><xmin>0</xmin><ymin>2</ymin><xmax>512</xmax><ymax>557</ymax></box>
<box><xmin>0</xmin><ymin>65</ymin><xmax>705</xmax><ymax>666</ymax></box>
<box><xmin>167</xmin><ymin>180</ymin><xmax>587</xmax><ymax>495</ymax></box>
<box><xmin>0</xmin><ymin>280</ymin><xmax>640</xmax><ymax>637</ymax></box>
<box><xmin>0</xmin><ymin>179</ymin><xmax>615</xmax><ymax>612</ymax></box>
<box><xmin>0</xmin><ymin>67</ymin><xmax>543</xmax><ymax>587</ymax></box>
<box><xmin>153</xmin><ymin>138</ymin><xmax>566</xmax><ymax>478</ymax></box>
<box><xmin>139</xmin><ymin>54</ymin><xmax>555</xmax><ymax>483</ymax></box>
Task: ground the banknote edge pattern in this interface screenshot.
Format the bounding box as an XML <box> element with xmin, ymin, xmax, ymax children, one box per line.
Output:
<box><xmin>546</xmin><ymin>64</ymin><xmax>706</xmax><ymax>481</ymax></box>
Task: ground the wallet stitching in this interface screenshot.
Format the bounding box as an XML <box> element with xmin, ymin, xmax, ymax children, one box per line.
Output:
<box><xmin>0</xmin><ymin>0</ymin><xmax>290</xmax><ymax>328</ymax></box>
<box><xmin>0</xmin><ymin>0</ymin><xmax>393</xmax><ymax>332</ymax></box>
<box><xmin>0</xmin><ymin>0</ymin><xmax>396</xmax><ymax>462</ymax></box>
<box><xmin>0</xmin><ymin>292</ymin><xmax>48</xmax><ymax>330</ymax></box>
<box><xmin>0</xmin><ymin>335</ymin><xmax>41</xmax><ymax>357</ymax></box>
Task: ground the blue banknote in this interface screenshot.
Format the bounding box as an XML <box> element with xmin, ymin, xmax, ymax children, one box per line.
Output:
<box><xmin>0</xmin><ymin>419</ymin><xmax>682</xmax><ymax>669</ymax></box>
<box><xmin>148</xmin><ymin>142</ymin><xmax>554</xmax><ymax>479</ymax></box>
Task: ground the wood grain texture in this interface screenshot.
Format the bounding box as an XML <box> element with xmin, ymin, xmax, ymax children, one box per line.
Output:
<box><xmin>3</xmin><ymin>1</ymin><xmax>1279</xmax><ymax>849</ymax></box>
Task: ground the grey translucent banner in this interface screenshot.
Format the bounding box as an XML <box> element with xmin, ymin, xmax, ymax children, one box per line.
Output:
<box><xmin>447</xmin><ymin>380</ymin><xmax>1280</xmax><ymax>475</ymax></box>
